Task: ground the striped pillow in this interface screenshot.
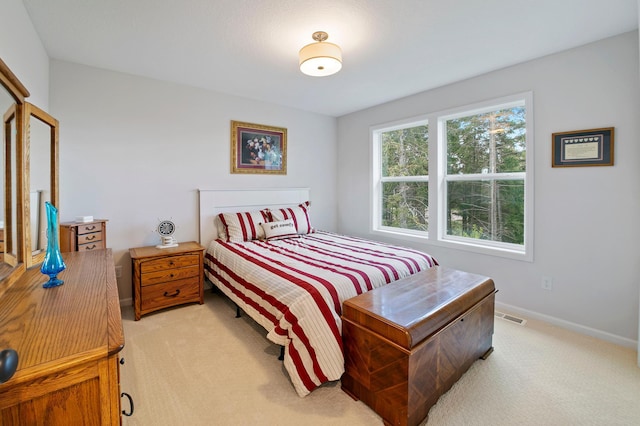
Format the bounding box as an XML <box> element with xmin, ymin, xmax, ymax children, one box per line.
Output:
<box><xmin>218</xmin><ymin>210</ymin><xmax>270</xmax><ymax>242</ymax></box>
<box><xmin>269</xmin><ymin>201</ymin><xmax>314</xmax><ymax>235</ymax></box>
<box><xmin>261</xmin><ymin>219</ymin><xmax>299</xmax><ymax>241</ymax></box>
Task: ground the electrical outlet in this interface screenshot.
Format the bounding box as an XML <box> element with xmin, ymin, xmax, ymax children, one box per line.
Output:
<box><xmin>542</xmin><ymin>276</ymin><xmax>553</xmax><ymax>290</ymax></box>
<box><xmin>115</xmin><ymin>266</ymin><xmax>122</xmax><ymax>278</ymax></box>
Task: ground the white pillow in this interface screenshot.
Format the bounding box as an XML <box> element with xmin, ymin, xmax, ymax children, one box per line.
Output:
<box><xmin>214</xmin><ymin>215</ymin><xmax>227</xmax><ymax>241</ymax></box>
<box><xmin>261</xmin><ymin>219</ymin><xmax>299</xmax><ymax>241</ymax></box>
<box><xmin>269</xmin><ymin>201</ymin><xmax>314</xmax><ymax>235</ymax></box>
<box><xmin>218</xmin><ymin>210</ymin><xmax>270</xmax><ymax>242</ymax></box>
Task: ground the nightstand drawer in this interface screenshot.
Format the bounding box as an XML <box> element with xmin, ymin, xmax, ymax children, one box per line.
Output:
<box><xmin>140</xmin><ymin>264</ymin><xmax>199</xmax><ymax>286</ymax></box>
<box><xmin>140</xmin><ymin>254</ymin><xmax>200</xmax><ymax>274</ymax></box>
<box><xmin>141</xmin><ymin>277</ymin><xmax>200</xmax><ymax>312</ymax></box>
<box><xmin>78</xmin><ymin>241</ymin><xmax>105</xmax><ymax>251</ymax></box>
<box><xmin>77</xmin><ymin>223</ymin><xmax>104</xmax><ymax>235</ymax></box>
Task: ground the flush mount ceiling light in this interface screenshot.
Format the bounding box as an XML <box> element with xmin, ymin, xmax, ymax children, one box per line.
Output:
<box><xmin>299</xmin><ymin>31</ymin><xmax>342</xmax><ymax>77</ymax></box>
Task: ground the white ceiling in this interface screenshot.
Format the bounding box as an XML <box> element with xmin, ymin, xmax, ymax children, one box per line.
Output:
<box><xmin>22</xmin><ymin>0</ymin><xmax>639</xmax><ymax>117</ymax></box>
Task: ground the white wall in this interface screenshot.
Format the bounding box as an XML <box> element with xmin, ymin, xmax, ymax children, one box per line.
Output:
<box><xmin>337</xmin><ymin>31</ymin><xmax>640</xmax><ymax>346</ymax></box>
<box><xmin>0</xmin><ymin>0</ymin><xmax>49</xmax><ymax>108</ymax></box>
<box><xmin>50</xmin><ymin>60</ymin><xmax>338</xmax><ymax>301</ymax></box>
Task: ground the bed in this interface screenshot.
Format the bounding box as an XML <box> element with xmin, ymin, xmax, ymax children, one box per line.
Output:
<box><xmin>198</xmin><ymin>188</ymin><xmax>438</xmax><ymax>397</ymax></box>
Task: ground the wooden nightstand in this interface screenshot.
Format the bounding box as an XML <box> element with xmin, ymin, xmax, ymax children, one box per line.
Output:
<box><xmin>60</xmin><ymin>219</ymin><xmax>108</xmax><ymax>252</ymax></box>
<box><xmin>129</xmin><ymin>241</ymin><xmax>205</xmax><ymax>320</ymax></box>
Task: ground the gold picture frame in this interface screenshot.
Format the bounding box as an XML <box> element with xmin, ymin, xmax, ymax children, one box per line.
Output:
<box><xmin>230</xmin><ymin>120</ymin><xmax>287</xmax><ymax>174</ymax></box>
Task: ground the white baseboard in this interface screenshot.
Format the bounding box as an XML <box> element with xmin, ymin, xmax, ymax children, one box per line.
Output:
<box><xmin>116</xmin><ymin>295</ymin><xmax>636</xmax><ymax>350</ymax></box>
<box><xmin>496</xmin><ymin>302</ymin><xmax>638</xmax><ymax>349</ymax></box>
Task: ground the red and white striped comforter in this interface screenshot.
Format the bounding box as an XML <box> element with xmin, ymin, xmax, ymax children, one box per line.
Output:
<box><xmin>204</xmin><ymin>231</ymin><xmax>437</xmax><ymax>397</ymax></box>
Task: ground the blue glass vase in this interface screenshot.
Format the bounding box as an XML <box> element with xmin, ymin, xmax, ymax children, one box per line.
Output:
<box><xmin>41</xmin><ymin>201</ymin><xmax>66</xmax><ymax>288</ymax></box>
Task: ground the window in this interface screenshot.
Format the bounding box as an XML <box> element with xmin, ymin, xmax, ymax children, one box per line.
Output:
<box><xmin>372</xmin><ymin>93</ymin><xmax>533</xmax><ymax>260</ymax></box>
<box><xmin>372</xmin><ymin>118</ymin><xmax>429</xmax><ymax>237</ymax></box>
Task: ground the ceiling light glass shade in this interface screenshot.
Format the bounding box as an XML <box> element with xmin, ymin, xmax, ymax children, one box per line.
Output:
<box><xmin>299</xmin><ymin>35</ymin><xmax>342</xmax><ymax>77</ymax></box>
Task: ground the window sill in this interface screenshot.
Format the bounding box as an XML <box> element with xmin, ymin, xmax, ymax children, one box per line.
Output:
<box><xmin>371</xmin><ymin>228</ymin><xmax>532</xmax><ymax>262</ymax></box>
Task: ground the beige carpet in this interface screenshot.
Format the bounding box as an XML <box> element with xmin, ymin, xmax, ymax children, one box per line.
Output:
<box><xmin>120</xmin><ymin>291</ymin><xmax>640</xmax><ymax>426</ymax></box>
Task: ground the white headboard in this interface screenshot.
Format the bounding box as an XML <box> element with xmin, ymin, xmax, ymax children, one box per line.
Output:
<box><xmin>198</xmin><ymin>188</ymin><xmax>310</xmax><ymax>245</ymax></box>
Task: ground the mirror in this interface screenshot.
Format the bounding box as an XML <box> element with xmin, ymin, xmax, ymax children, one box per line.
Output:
<box><xmin>0</xmin><ymin>92</ymin><xmax>13</xmax><ymax>276</ymax></box>
<box><xmin>3</xmin><ymin>106</ymin><xmax>18</xmax><ymax>267</ymax></box>
<box><xmin>25</xmin><ymin>103</ymin><xmax>59</xmax><ymax>267</ymax></box>
<box><xmin>0</xmin><ymin>57</ymin><xmax>29</xmax><ymax>289</ymax></box>
<box><xmin>1</xmin><ymin>89</ymin><xmax>19</xmax><ymax>279</ymax></box>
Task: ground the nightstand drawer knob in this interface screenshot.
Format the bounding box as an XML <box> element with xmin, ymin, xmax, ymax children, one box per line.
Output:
<box><xmin>164</xmin><ymin>289</ymin><xmax>181</xmax><ymax>298</ymax></box>
<box><xmin>86</xmin><ymin>225</ymin><xmax>96</xmax><ymax>231</ymax></box>
<box><xmin>86</xmin><ymin>235</ymin><xmax>96</xmax><ymax>241</ymax></box>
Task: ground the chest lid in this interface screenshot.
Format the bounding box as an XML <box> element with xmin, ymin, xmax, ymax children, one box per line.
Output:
<box><xmin>342</xmin><ymin>266</ymin><xmax>495</xmax><ymax>350</ymax></box>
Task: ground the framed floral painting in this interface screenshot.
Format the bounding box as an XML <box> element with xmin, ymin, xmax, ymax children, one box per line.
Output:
<box><xmin>230</xmin><ymin>120</ymin><xmax>287</xmax><ymax>174</ymax></box>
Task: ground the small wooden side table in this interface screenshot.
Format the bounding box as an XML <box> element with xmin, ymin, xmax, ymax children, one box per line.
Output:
<box><xmin>60</xmin><ymin>219</ymin><xmax>108</xmax><ymax>252</ymax></box>
<box><xmin>129</xmin><ymin>241</ymin><xmax>205</xmax><ymax>320</ymax></box>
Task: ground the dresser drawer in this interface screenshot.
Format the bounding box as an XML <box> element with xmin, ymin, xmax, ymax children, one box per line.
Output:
<box><xmin>141</xmin><ymin>277</ymin><xmax>201</xmax><ymax>312</ymax></box>
<box><xmin>78</xmin><ymin>240</ymin><xmax>106</xmax><ymax>251</ymax></box>
<box><xmin>140</xmin><ymin>264</ymin><xmax>199</xmax><ymax>286</ymax></box>
<box><xmin>77</xmin><ymin>223</ymin><xmax>104</xmax><ymax>235</ymax></box>
<box><xmin>140</xmin><ymin>254</ymin><xmax>200</xmax><ymax>274</ymax></box>
<box><xmin>77</xmin><ymin>231</ymin><xmax>103</xmax><ymax>245</ymax></box>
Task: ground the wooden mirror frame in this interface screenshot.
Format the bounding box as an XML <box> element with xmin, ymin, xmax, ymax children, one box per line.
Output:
<box><xmin>0</xmin><ymin>57</ymin><xmax>28</xmax><ymax>293</ymax></box>
<box><xmin>24</xmin><ymin>102</ymin><xmax>59</xmax><ymax>268</ymax></box>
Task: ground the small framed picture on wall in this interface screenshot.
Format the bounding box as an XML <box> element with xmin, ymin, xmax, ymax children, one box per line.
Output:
<box><xmin>552</xmin><ymin>127</ymin><xmax>614</xmax><ymax>167</ymax></box>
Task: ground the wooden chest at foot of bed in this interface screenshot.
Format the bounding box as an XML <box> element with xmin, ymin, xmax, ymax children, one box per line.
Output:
<box><xmin>341</xmin><ymin>266</ymin><xmax>496</xmax><ymax>426</ymax></box>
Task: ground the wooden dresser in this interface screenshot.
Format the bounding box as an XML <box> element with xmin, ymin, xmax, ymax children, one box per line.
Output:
<box><xmin>0</xmin><ymin>249</ymin><xmax>125</xmax><ymax>425</ymax></box>
<box><xmin>60</xmin><ymin>219</ymin><xmax>108</xmax><ymax>252</ymax></box>
<box><xmin>130</xmin><ymin>241</ymin><xmax>205</xmax><ymax>320</ymax></box>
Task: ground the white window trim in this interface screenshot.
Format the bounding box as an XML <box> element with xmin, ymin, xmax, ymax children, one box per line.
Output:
<box><xmin>435</xmin><ymin>92</ymin><xmax>534</xmax><ymax>261</ymax></box>
<box><xmin>370</xmin><ymin>114</ymin><xmax>430</xmax><ymax>239</ymax></box>
<box><xmin>370</xmin><ymin>92</ymin><xmax>534</xmax><ymax>262</ymax></box>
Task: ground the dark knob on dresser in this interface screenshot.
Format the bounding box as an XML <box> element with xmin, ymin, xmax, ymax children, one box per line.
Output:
<box><xmin>0</xmin><ymin>349</ymin><xmax>18</xmax><ymax>384</ymax></box>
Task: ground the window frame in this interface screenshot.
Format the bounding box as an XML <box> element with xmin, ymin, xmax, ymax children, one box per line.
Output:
<box><xmin>371</xmin><ymin>114</ymin><xmax>430</xmax><ymax>239</ymax></box>
<box><xmin>371</xmin><ymin>92</ymin><xmax>534</xmax><ymax>261</ymax></box>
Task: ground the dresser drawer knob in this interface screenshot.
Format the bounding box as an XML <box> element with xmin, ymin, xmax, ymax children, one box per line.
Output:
<box><xmin>0</xmin><ymin>349</ymin><xmax>19</xmax><ymax>384</ymax></box>
<box><xmin>164</xmin><ymin>289</ymin><xmax>181</xmax><ymax>298</ymax></box>
<box><xmin>86</xmin><ymin>244</ymin><xmax>96</xmax><ymax>250</ymax></box>
<box><xmin>86</xmin><ymin>225</ymin><xmax>96</xmax><ymax>231</ymax></box>
<box><xmin>86</xmin><ymin>235</ymin><xmax>96</xmax><ymax>241</ymax></box>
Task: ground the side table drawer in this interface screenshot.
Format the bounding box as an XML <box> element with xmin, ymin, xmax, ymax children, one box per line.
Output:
<box><xmin>141</xmin><ymin>277</ymin><xmax>200</xmax><ymax>312</ymax></box>
<box><xmin>78</xmin><ymin>240</ymin><xmax>106</xmax><ymax>251</ymax></box>
<box><xmin>77</xmin><ymin>223</ymin><xmax>104</xmax><ymax>235</ymax></box>
<box><xmin>78</xmin><ymin>231</ymin><xmax>103</xmax><ymax>245</ymax></box>
<box><xmin>140</xmin><ymin>254</ymin><xmax>200</xmax><ymax>274</ymax></box>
